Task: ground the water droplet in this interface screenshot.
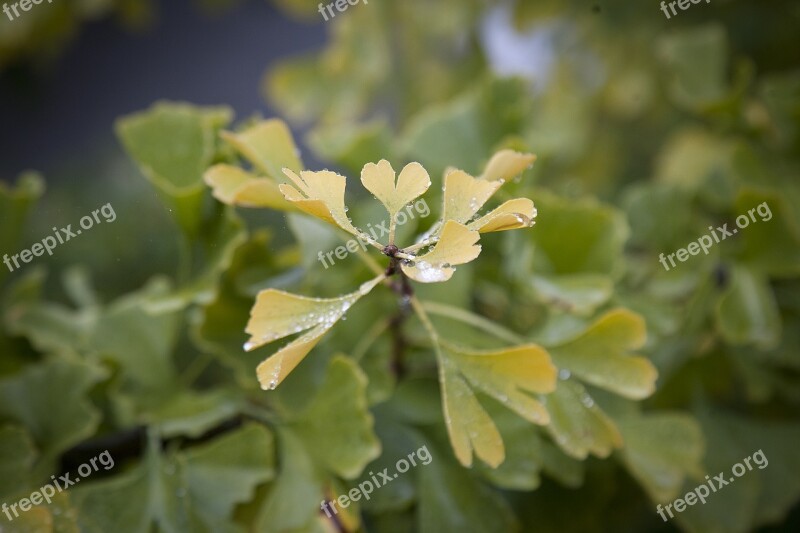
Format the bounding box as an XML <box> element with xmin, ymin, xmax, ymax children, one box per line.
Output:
<box><xmin>580</xmin><ymin>394</ymin><xmax>595</xmax><ymax>408</ymax></box>
<box><xmin>243</xmin><ymin>341</ymin><xmax>256</xmax><ymax>351</ymax></box>
<box><xmin>558</xmin><ymin>369</ymin><xmax>571</xmax><ymax>380</ymax></box>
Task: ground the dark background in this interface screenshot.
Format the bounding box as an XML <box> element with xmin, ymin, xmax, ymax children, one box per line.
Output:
<box><xmin>0</xmin><ymin>0</ymin><xmax>325</xmax><ymax>179</ymax></box>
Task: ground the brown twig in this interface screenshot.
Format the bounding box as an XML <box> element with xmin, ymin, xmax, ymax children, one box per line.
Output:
<box><xmin>382</xmin><ymin>246</ymin><xmax>413</xmax><ymax>378</ymax></box>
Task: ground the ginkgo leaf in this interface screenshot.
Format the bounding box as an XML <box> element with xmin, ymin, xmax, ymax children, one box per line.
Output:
<box><xmin>442</xmin><ymin>170</ymin><xmax>503</xmax><ymax>224</ymax></box>
<box><xmin>468</xmin><ymin>198</ymin><xmax>537</xmax><ymax>233</ymax></box>
<box><xmin>479</xmin><ymin>150</ymin><xmax>536</xmax><ymax>182</ymax></box>
<box><xmin>220</xmin><ymin>119</ymin><xmax>303</xmax><ymax>179</ymax></box>
<box><xmin>290</xmin><ymin>356</ymin><xmax>381</xmax><ymax>479</ymax></box>
<box><xmin>438</xmin><ymin>342</ymin><xmax>557</xmax><ymax>467</ymax></box>
<box><xmin>616</xmin><ymin>411</ymin><xmax>705</xmax><ymax>503</ymax></box>
<box><xmin>279</xmin><ymin>169</ymin><xmax>361</xmax><ymax>236</ymax></box>
<box><xmin>361</xmin><ymin>159</ymin><xmax>431</xmax><ymax>218</ymax></box>
<box><xmin>401</xmin><ymin>221</ymin><xmax>481</xmax><ymax>283</ymax></box>
<box><xmin>547</xmin><ymin>309</ymin><xmax>657</xmax><ymax>399</ymax></box>
<box><xmin>541</xmin><ymin>379</ymin><xmax>623</xmax><ymax>459</ymax></box>
<box><xmin>441</xmin><ymin>356</ymin><xmax>505</xmax><ymax>468</ymax></box>
<box><xmin>204</xmin><ymin>164</ymin><xmax>294</xmax><ymax>210</ymax></box>
<box><xmin>244</xmin><ymin>275</ymin><xmax>384</xmax><ymax>389</ymax></box>
<box><xmin>447</xmin><ymin>343</ymin><xmax>556</xmax><ymax>424</ymax></box>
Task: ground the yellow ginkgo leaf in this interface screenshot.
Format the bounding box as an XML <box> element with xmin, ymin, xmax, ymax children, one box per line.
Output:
<box><xmin>279</xmin><ymin>169</ymin><xmax>360</xmax><ymax>236</ymax></box>
<box><xmin>479</xmin><ymin>149</ymin><xmax>536</xmax><ymax>182</ymax></box>
<box><xmin>245</xmin><ymin>275</ymin><xmax>384</xmax><ymax>389</ymax></box>
<box><xmin>468</xmin><ymin>198</ymin><xmax>537</xmax><ymax>233</ymax></box>
<box><xmin>442</xmin><ymin>170</ymin><xmax>502</xmax><ymax>225</ymax></box>
<box><xmin>361</xmin><ymin>160</ymin><xmax>431</xmax><ymax>218</ymax></box>
<box><xmin>204</xmin><ymin>164</ymin><xmax>294</xmax><ymax>210</ymax></box>
<box><xmin>446</xmin><ymin>342</ymin><xmax>556</xmax><ymax>424</ymax></box>
<box><xmin>220</xmin><ymin>119</ymin><xmax>303</xmax><ymax>179</ymax></box>
<box><xmin>441</xmin><ymin>355</ymin><xmax>505</xmax><ymax>468</ymax></box>
<box><xmin>438</xmin><ymin>342</ymin><xmax>557</xmax><ymax>467</ymax></box>
<box><xmin>548</xmin><ymin>309</ymin><xmax>657</xmax><ymax>399</ymax></box>
<box><xmin>401</xmin><ymin>221</ymin><xmax>481</xmax><ymax>283</ymax></box>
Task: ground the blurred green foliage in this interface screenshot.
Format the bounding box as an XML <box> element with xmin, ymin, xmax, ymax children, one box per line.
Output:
<box><xmin>2</xmin><ymin>0</ymin><xmax>800</xmax><ymax>532</ymax></box>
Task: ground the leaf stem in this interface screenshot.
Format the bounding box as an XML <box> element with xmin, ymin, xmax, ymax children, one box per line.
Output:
<box><xmin>409</xmin><ymin>295</ymin><xmax>441</xmax><ymax>351</ymax></box>
<box><xmin>388</xmin><ymin>214</ymin><xmax>397</xmax><ymax>245</ymax></box>
<box><xmin>403</xmin><ymin>236</ymin><xmax>440</xmax><ymax>254</ymax></box>
<box><xmin>180</xmin><ymin>352</ymin><xmax>215</xmax><ymax>386</ymax></box>
<box><xmin>351</xmin><ymin>318</ymin><xmax>391</xmax><ymax>361</ymax></box>
<box><xmin>421</xmin><ymin>301</ymin><xmax>524</xmax><ymax>345</ymax></box>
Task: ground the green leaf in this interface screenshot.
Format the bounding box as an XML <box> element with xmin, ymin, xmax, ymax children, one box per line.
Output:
<box><xmin>540</xmin><ymin>379</ymin><xmax>623</xmax><ymax>460</ymax></box>
<box><xmin>116</xmin><ymin>102</ymin><xmax>232</xmax><ymax>192</ymax></box>
<box><xmin>529</xmin><ymin>191</ymin><xmax>629</xmax><ymax>277</ymax></box>
<box><xmin>715</xmin><ymin>266</ymin><xmax>781</xmax><ymax>349</ymax></box>
<box><xmin>547</xmin><ymin>309</ymin><xmax>657</xmax><ymax>400</ymax></box>
<box><xmin>4</xmin><ymin>298</ymin><xmax>91</xmax><ymax>355</ymax></box>
<box><xmin>657</xmin><ymin>24</ymin><xmax>730</xmax><ymax>107</ymax></box>
<box><xmin>527</xmin><ymin>191</ymin><xmax>628</xmax><ymax>315</ymax></box>
<box><xmin>675</xmin><ymin>404</ymin><xmax>800</xmax><ymax>533</ymax></box>
<box><xmin>0</xmin><ymin>425</ymin><xmax>36</xmax><ymax>499</ymax></box>
<box><xmin>181</xmin><ymin>423</ymin><xmax>276</xmax><ymax>528</ymax></box>
<box><xmin>146</xmin><ymin>388</ymin><xmax>243</xmax><ymax>439</ymax></box>
<box><xmin>142</xmin><ymin>205</ymin><xmax>247</xmax><ymax>312</ymax></box>
<box><xmin>734</xmin><ymin>189</ymin><xmax>800</xmax><ymax>277</ymax></box>
<box><xmin>616</xmin><ymin>411</ymin><xmax>705</xmax><ymax>503</ymax></box>
<box><xmin>475</xmin><ymin>399</ymin><xmax>543</xmax><ymax>490</ymax></box>
<box><xmin>356</xmin><ymin>412</ymin><xmax>423</xmax><ymax>513</ymax></box>
<box><xmin>289</xmin><ymin>356</ymin><xmax>381</xmax><ymax>479</ymax></box>
<box><xmin>91</xmin><ymin>280</ymin><xmax>181</xmax><ymax>395</ymax></box>
<box><xmin>0</xmin><ymin>359</ymin><xmax>105</xmax><ymax>459</ymax></box>
<box><xmin>308</xmin><ymin>120</ymin><xmax>395</xmax><ymax>176</ymax></box>
<box><xmin>417</xmin><ymin>441</ymin><xmax>518</xmax><ymax>533</ymax></box>
<box><xmin>401</xmin><ymin>78</ymin><xmax>530</xmax><ymax>177</ymax></box>
<box><xmin>0</xmin><ymin>173</ymin><xmax>44</xmax><ymax>286</ymax></box>
<box><xmin>74</xmin><ymin>424</ymin><xmax>275</xmax><ymax>533</ymax></box>
<box><xmin>254</xmin><ymin>427</ymin><xmax>324</xmax><ymax>532</ymax></box>
<box><xmin>194</xmin><ymin>231</ymin><xmax>289</xmax><ymax>385</ymax></box>
<box><xmin>116</xmin><ymin>102</ymin><xmax>233</xmax><ymax>236</ymax></box>
<box><xmin>622</xmin><ymin>183</ymin><xmax>698</xmax><ymax>251</ymax></box>
<box><xmin>531</xmin><ymin>274</ymin><xmax>613</xmax><ymax>316</ymax></box>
